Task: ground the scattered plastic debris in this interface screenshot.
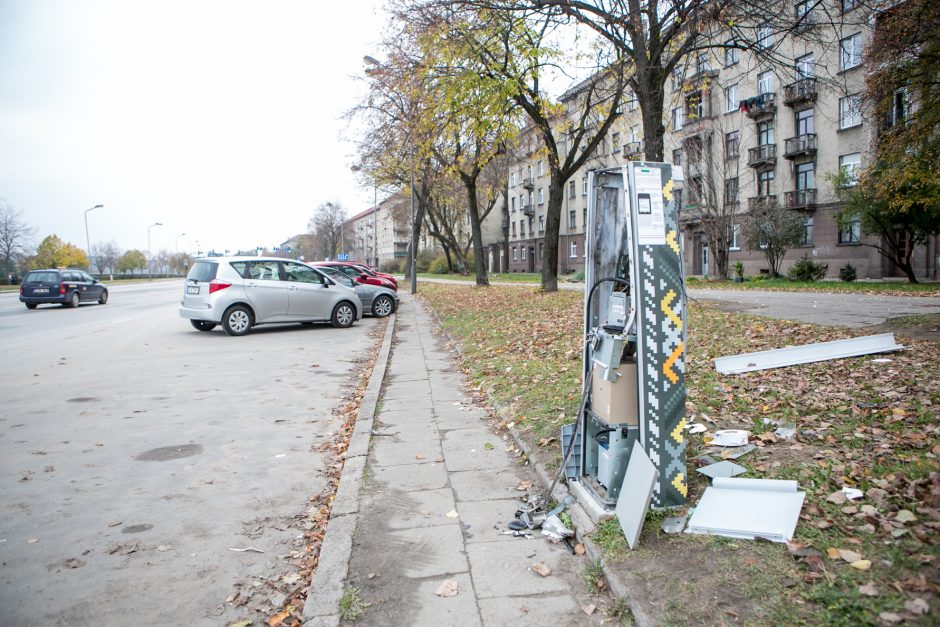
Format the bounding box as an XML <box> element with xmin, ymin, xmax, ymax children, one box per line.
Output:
<box><xmin>435</xmin><ymin>579</ymin><xmax>459</xmax><ymax>597</ymax></box>
<box><xmin>774</xmin><ymin>425</ymin><xmax>797</xmax><ymax>439</ymax></box>
<box><xmin>696</xmin><ymin>460</ymin><xmax>746</xmax><ymax>479</ymax></box>
<box><xmin>710</xmin><ymin>430</ymin><xmax>749</xmax><ymax>447</ymax></box>
<box><xmin>686</xmin><ymin>423</ymin><xmax>707</xmax><ymax>434</ymax></box>
<box><xmin>686</xmin><ymin>478</ymin><xmax>805</xmax><ymax>542</ymax></box>
<box><xmin>228</xmin><ymin>546</ymin><xmax>264</xmax><ymax>553</ymax></box>
<box><xmin>661</xmin><ymin>516</ymin><xmax>687</xmax><ymax>534</ymax></box>
<box><xmin>841</xmin><ymin>487</ymin><xmax>864</xmax><ymax>500</ymax></box>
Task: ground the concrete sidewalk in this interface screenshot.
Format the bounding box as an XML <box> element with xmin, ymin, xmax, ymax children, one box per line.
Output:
<box><xmin>304</xmin><ymin>293</ymin><xmax>601</xmax><ymax>626</ymax></box>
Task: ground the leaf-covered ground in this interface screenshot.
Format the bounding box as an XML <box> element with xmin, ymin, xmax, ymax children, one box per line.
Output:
<box><xmin>419</xmin><ymin>283</ymin><xmax>939</xmax><ymax>626</ymax></box>
<box><xmin>687</xmin><ymin>277</ymin><xmax>940</xmax><ymax>297</ymax></box>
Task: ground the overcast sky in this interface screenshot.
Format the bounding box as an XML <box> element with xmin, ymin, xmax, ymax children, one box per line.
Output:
<box><xmin>0</xmin><ymin>0</ymin><xmax>388</xmax><ymax>256</ymax></box>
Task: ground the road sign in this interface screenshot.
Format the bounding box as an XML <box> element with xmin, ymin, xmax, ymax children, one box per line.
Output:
<box><xmin>337</xmin><ymin>253</ymin><xmax>349</xmax><ymax>261</ymax></box>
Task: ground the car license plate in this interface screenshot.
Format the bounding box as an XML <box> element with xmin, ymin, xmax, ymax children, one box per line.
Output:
<box><xmin>186</xmin><ymin>286</ymin><xmax>200</xmax><ymax>295</ymax></box>
<box><xmin>33</xmin><ymin>288</ymin><xmax>48</xmax><ymax>294</ymax></box>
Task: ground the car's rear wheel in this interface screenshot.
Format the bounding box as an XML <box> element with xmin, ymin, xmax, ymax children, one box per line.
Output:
<box><xmin>69</xmin><ymin>292</ymin><xmax>80</xmax><ymax>308</ymax></box>
<box><xmin>331</xmin><ymin>301</ymin><xmax>355</xmax><ymax>328</ymax></box>
<box><xmin>190</xmin><ymin>320</ymin><xmax>217</xmax><ymax>332</ymax></box>
<box><xmin>98</xmin><ymin>290</ymin><xmax>108</xmax><ymax>305</ymax></box>
<box><xmin>372</xmin><ymin>295</ymin><xmax>394</xmax><ymax>317</ymax></box>
<box><xmin>222</xmin><ymin>305</ymin><xmax>253</xmax><ymax>336</ymax></box>
<box><xmin>25</xmin><ymin>303</ymin><xmax>37</xmax><ymax>310</ymax></box>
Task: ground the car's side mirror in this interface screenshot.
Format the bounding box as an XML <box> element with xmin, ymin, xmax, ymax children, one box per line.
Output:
<box><xmin>360</xmin><ymin>273</ymin><xmax>369</xmax><ymax>280</ymax></box>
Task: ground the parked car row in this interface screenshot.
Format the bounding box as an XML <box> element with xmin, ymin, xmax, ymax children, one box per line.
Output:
<box><xmin>18</xmin><ymin>258</ymin><xmax>399</xmax><ymax>338</ymax></box>
<box><xmin>179</xmin><ymin>257</ymin><xmax>398</xmax><ymax>336</ymax></box>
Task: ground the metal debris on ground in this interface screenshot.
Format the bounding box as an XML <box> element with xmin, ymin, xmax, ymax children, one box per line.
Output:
<box><xmin>228</xmin><ymin>546</ymin><xmax>265</xmax><ymax>553</ymax></box>
<box><xmin>615</xmin><ymin>441</ymin><xmax>658</xmax><ymax>549</ymax></box>
<box><xmin>661</xmin><ymin>516</ymin><xmax>688</xmax><ymax>534</ymax></box>
<box><xmin>709</xmin><ymin>430</ymin><xmax>749</xmax><ymax>447</ymax></box>
<box><xmin>696</xmin><ymin>460</ymin><xmax>747</xmax><ymax>480</ymax></box>
<box><xmin>714</xmin><ymin>333</ymin><xmax>904</xmax><ymax>374</ymax></box>
<box><xmin>686</xmin><ymin>477</ymin><xmax>806</xmax><ymax>543</ymax></box>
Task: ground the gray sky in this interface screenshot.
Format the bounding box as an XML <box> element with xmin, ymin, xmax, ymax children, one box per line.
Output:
<box><xmin>0</xmin><ymin>0</ymin><xmax>387</xmax><ymax>256</ymax></box>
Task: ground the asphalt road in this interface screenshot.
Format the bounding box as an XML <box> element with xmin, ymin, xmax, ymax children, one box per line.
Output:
<box><xmin>0</xmin><ymin>280</ymin><xmax>383</xmax><ymax>625</ymax></box>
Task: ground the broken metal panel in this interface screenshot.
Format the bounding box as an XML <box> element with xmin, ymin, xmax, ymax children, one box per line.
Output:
<box><xmin>615</xmin><ymin>441</ymin><xmax>658</xmax><ymax>549</ymax></box>
<box><xmin>714</xmin><ymin>333</ymin><xmax>904</xmax><ymax>375</ymax></box>
<box><xmin>685</xmin><ymin>477</ymin><xmax>805</xmax><ymax>543</ymax></box>
<box><xmin>561</xmin><ymin>423</ymin><xmax>581</xmax><ymax>480</ymax></box>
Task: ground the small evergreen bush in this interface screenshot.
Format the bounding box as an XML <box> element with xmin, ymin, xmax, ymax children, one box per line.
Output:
<box><xmin>429</xmin><ymin>256</ymin><xmax>450</xmax><ymax>274</ymax></box>
<box><xmin>787</xmin><ymin>254</ymin><xmax>828</xmax><ymax>282</ymax></box>
<box><xmin>839</xmin><ymin>262</ymin><xmax>857</xmax><ymax>282</ymax></box>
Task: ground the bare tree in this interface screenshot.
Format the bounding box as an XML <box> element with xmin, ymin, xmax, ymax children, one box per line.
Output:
<box><xmin>0</xmin><ymin>199</ymin><xmax>36</xmax><ymax>278</ymax></box>
<box><xmin>743</xmin><ymin>200</ymin><xmax>805</xmax><ymax>277</ymax></box>
<box><xmin>309</xmin><ymin>202</ymin><xmax>348</xmax><ymax>260</ymax></box>
<box><xmin>90</xmin><ymin>241</ymin><xmax>121</xmax><ymax>275</ymax></box>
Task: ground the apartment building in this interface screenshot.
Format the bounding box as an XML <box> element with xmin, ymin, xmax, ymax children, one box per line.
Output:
<box><xmin>497</xmin><ymin>0</ymin><xmax>938</xmax><ymax>280</ymax></box>
<box><xmin>343</xmin><ymin>192</ymin><xmax>412</xmax><ymax>270</ymax></box>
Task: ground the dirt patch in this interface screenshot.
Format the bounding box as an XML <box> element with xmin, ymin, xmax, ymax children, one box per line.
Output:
<box><xmin>866</xmin><ymin>313</ymin><xmax>940</xmax><ymax>342</ymax></box>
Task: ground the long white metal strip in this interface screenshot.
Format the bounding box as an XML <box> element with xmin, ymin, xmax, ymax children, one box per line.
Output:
<box><xmin>714</xmin><ymin>333</ymin><xmax>903</xmax><ymax>374</ymax></box>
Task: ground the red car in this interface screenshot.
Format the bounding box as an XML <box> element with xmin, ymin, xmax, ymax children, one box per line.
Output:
<box><xmin>350</xmin><ymin>263</ymin><xmax>398</xmax><ymax>289</ymax></box>
<box><xmin>312</xmin><ymin>262</ymin><xmax>397</xmax><ymax>291</ymax></box>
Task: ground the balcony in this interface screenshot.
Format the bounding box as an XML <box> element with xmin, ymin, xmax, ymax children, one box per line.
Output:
<box><xmin>784</xmin><ymin>133</ymin><xmax>817</xmax><ymax>159</ymax></box>
<box><xmin>783</xmin><ymin>78</ymin><xmax>817</xmax><ymax>106</ymax></box>
<box><xmin>748</xmin><ymin>195</ymin><xmax>778</xmax><ymax>211</ymax></box>
<box><xmin>784</xmin><ymin>189</ymin><xmax>817</xmax><ymax>208</ymax></box>
<box><xmin>522</xmin><ymin>177</ymin><xmax>535</xmax><ymax>190</ymax></box>
<box><xmin>747</xmin><ymin>143</ymin><xmax>777</xmax><ymax>168</ymax></box>
<box><xmin>741</xmin><ymin>92</ymin><xmax>776</xmax><ymax>120</ymax></box>
<box><xmin>683</xmin><ymin>68</ymin><xmax>719</xmax><ymax>88</ymax></box>
<box><xmin>522</xmin><ymin>204</ymin><xmax>535</xmax><ymax>216</ymax></box>
<box><xmin>623</xmin><ymin>141</ymin><xmax>642</xmax><ymax>158</ymax></box>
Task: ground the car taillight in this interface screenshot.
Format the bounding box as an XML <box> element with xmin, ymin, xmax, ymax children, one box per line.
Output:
<box><xmin>59</xmin><ymin>283</ymin><xmax>67</xmax><ymax>294</ymax></box>
<box><xmin>208</xmin><ymin>279</ymin><xmax>231</xmax><ymax>294</ymax></box>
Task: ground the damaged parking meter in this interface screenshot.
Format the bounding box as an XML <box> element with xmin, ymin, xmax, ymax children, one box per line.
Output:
<box><xmin>575</xmin><ymin>162</ymin><xmax>687</xmax><ymax>510</ymax></box>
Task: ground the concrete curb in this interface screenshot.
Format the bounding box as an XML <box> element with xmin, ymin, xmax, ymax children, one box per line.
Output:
<box><xmin>301</xmin><ymin>313</ymin><xmax>396</xmax><ymax>626</ymax></box>
<box><xmin>421</xmin><ymin>293</ymin><xmax>653</xmax><ymax>627</ymax></box>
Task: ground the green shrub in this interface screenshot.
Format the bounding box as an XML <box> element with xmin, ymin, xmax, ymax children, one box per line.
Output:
<box><xmin>379</xmin><ymin>259</ymin><xmax>403</xmax><ymax>274</ymax></box>
<box><xmin>415</xmin><ymin>249</ymin><xmax>437</xmax><ymax>273</ymax></box>
<box><xmin>733</xmin><ymin>261</ymin><xmax>744</xmax><ymax>279</ymax></box>
<box><xmin>839</xmin><ymin>263</ymin><xmax>857</xmax><ymax>282</ymax></box>
<box><xmin>573</xmin><ymin>270</ymin><xmax>585</xmax><ymax>282</ymax></box>
<box><xmin>429</xmin><ymin>256</ymin><xmax>450</xmax><ymax>274</ymax></box>
<box><xmin>787</xmin><ymin>254</ymin><xmax>828</xmax><ymax>282</ymax></box>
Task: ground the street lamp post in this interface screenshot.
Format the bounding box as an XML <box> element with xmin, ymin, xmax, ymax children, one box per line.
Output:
<box><xmin>84</xmin><ymin>204</ymin><xmax>103</xmax><ymax>273</ymax></box>
<box><xmin>147</xmin><ymin>222</ymin><xmax>163</xmax><ymax>279</ymax></box>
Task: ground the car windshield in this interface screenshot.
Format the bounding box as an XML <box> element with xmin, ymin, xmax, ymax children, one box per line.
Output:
<box><xmin>318</xmin><ymin>267</ymin><xmax>356</xmax><ymax>288</ymax></box>
<box><xmin>25</xmin><ymin>271</ymin><xmax>58</xmax><ymax>283</ymax></box>
<box><xmin>353</xmin><ymin>265</ymin><xmax>378</xmax><ymax>276</ymax></box>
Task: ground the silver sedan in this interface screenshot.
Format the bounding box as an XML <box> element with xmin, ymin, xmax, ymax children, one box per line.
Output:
<box><xmin>313</xmin><ymin>265</ymin><xmax>398</xmax><ymax>317</ymax></box>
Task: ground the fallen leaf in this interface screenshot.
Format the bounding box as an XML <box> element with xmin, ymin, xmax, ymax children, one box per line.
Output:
<box><xmin>531</xmin><ymin>562</ymin><xmax>551</xmax><ymax>577</ymax></box>
<box><xmin>826</xmin><ymin>548</ymin><xmax>841</xmax><ymax>559</ymax></box>
<box><xmin>895</xmin><ymin>510</ymin><xmax>916</xmax><ymax>523</ymax></box>
<box><xmin>282</xmin><ymin>573</ymin><xmax>300</xmax><ymax>585</ymax></box>
<box><xmin>267</xmin><ymin>609</ymin><xmax>290</xmax><ymax>627</ymax></box>
<box><xmin>483</xmin><ymin>442</ymin><xmax>494</xmax><ymax>450</ymax></box>
<box><xmin>580</xmin><ymin>603</ymin><xmax>596</xmax><ymax>615</ymax></box>
<box><xmin>445</xmin><ymin>510</ymin><xmax>459</xmax><ymax>519</ymax></box>
<box><xmin>574</xmin><ymin>543</ymin><xmax>585</xmax><ymax>556</ymax></box>
<box><xmin>878</xmin><ymin>612</ymin><xmax>902</xmax><ymax>624</ymax></box>
<box><xmin>435</xmin><ymin>579</ymin><xmax>459</xmax><ymax>597</ymax></box>
<box><xmin>28</xmin><ymin>539</ymin><xmax>39</xmax><ymax>544</ymax></box>
<box><xmin>858</xmin><ymin>582</ymin><xmax>879</xmax><ymax>596</ymax></box>
<box><xmin>108</xmin><ymin>521</ymin><xmax>123</xmax><ymax>528</ymax></box>
<box><xmin>515</xmin><ymin>480</ymin><xmax>533</xmax><ymax>491</ymax></box>
<box><xmin>838</xmin><ymin>549</ymin><xmax>862</xmax><ymax>563</ymax></box>
<box><xmin>415</xmin><ymin>454</ymin><xmax>426</xmax><ymax>460</ymax></box>
<box><xmin>827</xmin><ymin>491</ymin><xmax>848</xmax><ymax>505</ymax></box>
<box><xmin>850</xmin><ymin>559</ymin><xmax>871</xmax><ymax>571</ymax></box>
<box><xmin>904</xmin><ymin>598</ymin><xmax>929</xmax><ymax>615</ymax></box>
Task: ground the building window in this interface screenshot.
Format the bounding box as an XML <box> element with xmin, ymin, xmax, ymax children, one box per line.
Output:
<box><xmin>672</xmin><ymin>107</ymin><xmax>683</xmax><ymax>131</ymax></box>
<box><xmin>612</xmin><ymin>131</ymin><xmax>621</xmax><ymax>153</ymax></box>
<box><xmin>757</xmin><ymin>169</ymin><xmax>774</xmax><ymax>196</ymax></box>
<box><xmin>569</xmin><ymin>209</ymin><xmax>577</xmax><ymax>229</ymax></box>
<box><xmin>796</xmin><ymin>0</ymin><xmax>814</xmax><ymax>26</ymax></box>
<box><xmin>840</xmin><ymin>33</ymin><xmax>861</xmax><ymax>71</ymax></box>
<box><xmin>672</xmin><ymin>149</ymin><xmax>682</xmax><ymax>166</ymax></box>
<box><xmin>511</xmin><ymin>197</ymin><xmax>516</xmax><ymax>212</ymax></box>
<box><xmin>527</xmin><ymin>164</ymin><xmax>532</xmax><ymax>179</ymax></box>
<box><xmin>538</xmin><ymin>160</ymin><xmax>544</xmax><ymax>176</ymax></box>
<box><xmin>724</xmin><ymin>177</ymin><xmax>739</xmax><ymax>204</ymax></box>
<box><xmin>796</xmin><ymin>53</ymin><xmax>814</xmax><ymax>79</ymax></box>
<box><xmin>839</xmin><ymin>152</ymin><xmax>861</xmax><ymax>185</ymax></box>
<box><xmin>519</xmin><ymin>194</ymin><xmax>525</xmax><ymax>209</ymax></box>
<box><xmin>724</xmin><ymin>84</ymin><xmax>738</xmax><ymax>113</ymax></box>
<box><xmin>568</xmin><ymin>180</ymin><xmax>576</xmax><ymax>199</ymax></box>
<box><xmin>512</xmin><ymin>246</ymin><xmax>517</xmax><ymax>261</ymax></box>
<box><xmin>884</xmin><ymin>88</ymin><xmax>911</xmax><ymax>128</ymax></box>
<box><xmin>629</xmin><ymin>125</ymin><xmax>639</xmax><ymax>144</ymax></box>
<box><xmin>730</xmin><ymin>223</ymin><xmax>741</xmax><ymax>250</ymax></box>
<box><xmin>520</xmin><ymin>220</ymin><xmax>525</xmax><ymax>237</ymax></box>
<box><xmin>582</xmin><ymin>177</ymin><xmax>588</xmax><ymax>195</ymax></box>
<box><xmin>796</xmin><ymin>108</ymin><xmax>814</xmax><ymax>135</ymax></box>
<box><xmin>801</xmin><ymin>216</ymin><xmax>814</xmax><ymax>246</ymax></box>
<box><xmin>528</xmin><ymin>191</ymin><xmax>533</xmax><ymax>207</ymax></box>
<box><xmin>539</xmin><ymin>242</ymin><xmax>544</xmax><ymax>258</ymax></box>
<box><xmin>674</xmin><ymin>189</ymin><xmax>683</xmax><ymax>211</ymax></box>
<box><xmin>538</xmin><ymin>215</ymin><xmax>545</xmax><ymax>233</ymax></box>
<box><xmin>521</xmin><ymin>246</ymin><xmax>526</xmax><ymax>260</ymax></box>
<box><xmin>758</xmin><ymin>23</ymin><xmax>774</xmax><ymax>49</ymax></box>
<box><xmin>725</xmin><ymin>130</ymin><xmax>740</xmax><ymax>159</ymax></box>
<box><xmin>583</xmin><ymin>207</ymin><xmax>587</xmax><ymax>227</ymax></box>
<box><xmin>758</xmin><ymin>121</ymin><xmax>774</xmax><ymax>146</ymax></box>
<box><xmin>839</xmin><ymin>94</ymin><xmax>861</xmax><ymax>129</ymax></box>
<box><xmin>689</xmin><ymin>176</ymin><xmax>703</xmax><ymax>204</ymax></box>
<box><xmin>512</xmin><ymin>221</ymin><xmax>517</xmax><ymax>237</ymax></box>
<box><xmin>570</xmin><ymin>241</ymin><xmax>578</xmax><ymax>258</ymax></box>
<box><xmin>724</xmin><ymin>41</ymin><xmax>738</xmax><ymax>66</ymax></box>
<box><xmin>839</xmin><ymin>214</ymin><xmax>861</xmax><ymax>243</ymax></box>
<box><xmin>671</xmin><ymin>68</ymin><xmax>683</xmax><ymax>91</ymax></box>
<box><xmin>758</xmin><ymin>71</ymin><xmax>774</xmax><ymax>95</ymax></box>
<box><xmin>627</xmin><ymin>91</ymin><xmax>638</xmax><ymax>110</ymax></box>
<box><xmin>696</xmin><ymin>52</ymin><xmax>710</xmax><ymax>73</ymax></box>
<box><xmin>510</xmin><ymin>172</ymin><xmax>516</xmax><ymax>187</ymax></box>
<box><xmin>796</xmin><ymin>161</ymin><xmax>815</xmax><ymax>193</ymax></box>
<box><xmin>538</xmin><ymin>188</ymin><xmax>544</xmax><ymax>204</ymax></box>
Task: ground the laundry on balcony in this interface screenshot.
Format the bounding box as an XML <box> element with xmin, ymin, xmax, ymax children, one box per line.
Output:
<box><xmin>738</xmin><ymin>94</ymin><xmax>768</xmax><ymax>113</ymax></box>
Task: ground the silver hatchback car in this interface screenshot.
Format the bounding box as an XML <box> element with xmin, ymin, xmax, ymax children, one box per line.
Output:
<box><xmin>179</xmin><ymin>257</ymin><xmax>362</xmax><ymax>336</ymax></box>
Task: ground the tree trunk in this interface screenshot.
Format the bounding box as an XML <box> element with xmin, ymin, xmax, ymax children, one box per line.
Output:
<box><xmin>637</xmin><ymin>68</ymin><xmax>667</xmax><ymax>162</ymax></box>
<box><xmin>540</xmin><ymin>172</ymin><xmax>564</xmax><ymax>292</ymax></box>
<box><xmin>460</xmin><ymin>173</ymin><xmax>490</xmax><ymax>287</ymax></box>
